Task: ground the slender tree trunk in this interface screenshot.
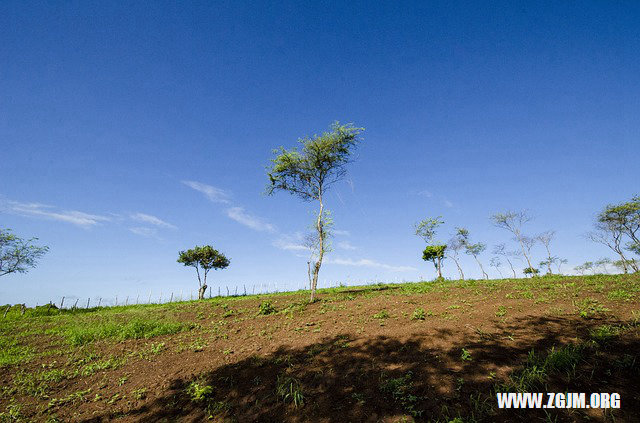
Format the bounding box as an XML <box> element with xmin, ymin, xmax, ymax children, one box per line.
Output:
<box><xmin>506</xmin><ymin>258</ymin><xmax>517</xmax><ymax>278</ymax></box>
<box><xmin>310</xmin><ymin>197</ymin><xmax>324</xmax><ymax>302</ymax></box>
<box><xmin>449</xmin><ymin>255</ymin><xmax>464</xmax><ymax>280</ymax></box>
<box><xmin>614</xmin><ymin>246</ymin><xmax>633</xmax><ymax>273</ymax></box>
<box><xmin>474</xmin><ymin>256</ymin><xmax>488</xmax><ymax>279</ymax></box>
<box><xmin>198</xmin><ymin>269</ymin><xmax>207</xmax><ymax>300</ymax></box>
<box><xmin>517</xmin><ymin>235</ymin><xmax>534</xmax><ymax>271</ymax></box>
<box><xmin>544</xmin><ymin>245</ymin><xmax>553</xmax><ymax>274</ymax></box>
<box><xmin>436</xmin><ymin>256</ymin><xmax>443</xmax><ymax>279</ymax></box>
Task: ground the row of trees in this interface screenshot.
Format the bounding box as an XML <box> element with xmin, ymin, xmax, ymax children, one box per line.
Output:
<box><xmin>415</xmin><ymin>195</ymin><xmax>640</xmax><ymax>280</ymax></box>
<box><xmin>3</xmin><ymin>120</ymin><xmax>638</xmax><ymax>302</ymax></box>
<box><xmin>414</xmin><ymin>211</ymin><xmax>565</xmax><ymax>280</ymax></box>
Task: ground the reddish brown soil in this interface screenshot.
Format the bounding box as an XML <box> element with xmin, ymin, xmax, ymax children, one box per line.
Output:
<box><xmin>2</xmin><ymin>276</ymin><xmax>639</xmax><ymax>422</ymax></box>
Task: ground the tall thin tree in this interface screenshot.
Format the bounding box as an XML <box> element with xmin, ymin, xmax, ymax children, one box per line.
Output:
<box><xmin>267</xmin><ymin>122</ymin><xmax>364</xmax><ymax>302</ymax></box>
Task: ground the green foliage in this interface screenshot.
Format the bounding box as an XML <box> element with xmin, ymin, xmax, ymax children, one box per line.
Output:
<box><xmin>372</xmin><ymin>310</ymin><xmax>390</xmax><ymax>319</ymax></box>
<box><xmin>187</xmin><ymin>381</ymin><xmax>214</xmax><ymax>402</ymax></box>
<box><xmin>266</xmin><ymin>122</ymin><xmax>364</xmax><ymax>202</ymax></box>
<box><xmin>422</xmin><ymin>245</ymin><xmax>446</xmax><ymax>266</ymax></box>
<box><xmin>589</xmin><ymin>325</ymin><xmax>621</xmax><ymax>345</ymax></box>
<box><xmin>178</xmin><ymin>245</ymin><xmax>229</xmax><ymax>299</ymax></box>
<box><xmin>55</xmin><ymin>318</ymin><xmax>190</xmax><ymax>346</ymax></box>
<box><xmin>0</xmin><ymin>228</ymin><xmax>49</xmax><ymax>277</ymax></box>
<box><xmin>177</xmin><ymin>245</ymin><xmax>229</xmax><ymax>273</ymax></box>
<box><xmin>258</xmin><ymin>301</ymin><xmax>277</xmax><ymax>315</ymax></box>
<box><xmin>415</xmin><ymin>217</ymin><xmax>444</xmax><ymax>243</ymax></box>
<box><xmin>411</xmin><ymin>308</ymin><xmax>426</xmax><ymax>320</ymax></box>
<box><xmin>0</xmin><ymin>402</ymin><xmax>23</xmax><ymax>422</ymax></box>
<box><xmin>460</xmin><ymin>348</ymin><xmax>473</xmax><ymax>362</ymax></box>
<box><xmin>0</xmin><ymin>336</ymin><xmax>34</xmax><ymax>366</ymax></box>
<box><xmin>379</xmin><ymin>371</ymin><xmax>422</xmax><ymax>417</ymax></box>
<box><xmin>276</xmin><ymin>375</ymin><xmax>304</xmax><ymax>408</ymax></box>
<box><xmin>422</xmin><ymin>245</ymin><xmax>446</xmax><ymax>262</ymax></box>
<box><xmin>523</xmin><ymin>267</ymin><xmax>539</xmax><ymax>277</ymax></box>
<box><xmin>498</xmin><ymin>344</ymin><xmax>584</xmax><ymax>393</ymax></box>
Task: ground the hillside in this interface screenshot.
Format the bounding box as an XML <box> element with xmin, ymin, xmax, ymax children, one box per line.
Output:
<box><xmin>1</xmin><ymin>274</ymin><xmax>639</xmax><ymax>422</ymax></box>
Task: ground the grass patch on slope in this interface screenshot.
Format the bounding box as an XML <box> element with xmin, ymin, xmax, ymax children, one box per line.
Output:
<box><xmin>51</xmin><ymin>318</ymin><xmax>193</xmax><ymax>346</ymax></box>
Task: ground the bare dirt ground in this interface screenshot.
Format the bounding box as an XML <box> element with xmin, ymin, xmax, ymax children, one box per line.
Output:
<box><xmin>1</xmin><ymin>274</ymin><xmax>639</xmax><ymax>422</ymax></box>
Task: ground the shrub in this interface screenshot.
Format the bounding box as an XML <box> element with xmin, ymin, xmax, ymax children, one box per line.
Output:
<box><xmin>411</xmin><ymin>308</ymin><xmax>426</xmax><ymax>320</ymax></box>
<box><xmin>258</xmin><ymin>301</ymin><xmax>276</xmax><ymax>315</ymax></box>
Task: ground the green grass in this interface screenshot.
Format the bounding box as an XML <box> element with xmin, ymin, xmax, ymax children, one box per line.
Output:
<box><xmin>372</xmin><ymin>310</ymin><xmax>390</xmax><ymax>319</ymax></box>
<box><xmin>379</xmin><ymin>371</ymin><xmax>422</xmax><ymax>417</ymax></box>
<box><xmin>52</xmin><ymin>318</ymin><xmax>192</xmax><ymax>346</ymax></box>
<box><xmin>276</xmin><ymin>375</ymin><xmax>304</xmax><ymax>408</ymax></box>
<box><xmin>0</xmin><ymin>336</ymin><xmax>34</xmax><ymax>366</ymax></box>
<box><xmin>497</xmin><ymin>343</ymin><xmax>585</xmax><ymax>393</ymax></box>
<box><xmin>411</xmin><ymin>308</ymin><xmax>426</xmax><ymax>320</ymax></box>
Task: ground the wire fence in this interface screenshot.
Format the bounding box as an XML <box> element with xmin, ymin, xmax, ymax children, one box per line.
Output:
<box><xmin>3</xmin><ymin>279</ymin><xmax>389</xmax><ymax>315</ymax></box>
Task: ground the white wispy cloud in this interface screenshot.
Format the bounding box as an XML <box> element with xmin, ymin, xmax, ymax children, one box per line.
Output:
<box><xmin>182</xmin><ymin>180</ymin><xmax>231</xmax><ymax>204</ymax></box>
<box><xmin>444</xmin><ymin>200</ymin><xmax>454</xmax><ymax>208</ymax></box>
<box><xmin>128</xmin><ymin>227</ymin><xmax>159</xmax><ymax>238</ymax></box>
<box><xmin>418</xmin><ymin>190</ymin><xmax>433</xmax><ymax>198</ymax></box>
<box><xmin>226</xmin><ymin>207</ymin><xmax>276</xmax><ymax>233</ymax></box>
<box><xmin>2</xmin><ymin>200</ymin><xmax>111</xmax><ymax>227</ymax></box>
<box><xmin>327</xmin><ymin>257</ymin><xmax>417</xmax><ymax>272</ymax></box>
<box><xmin>273</xmin><ymin>232</ymin><xmax>310</xmax><ymax>251</ymax></box>
<box><xmin>337</xmin><ymin>240</ymin><xmax>357</xmax><ymax>250</ymax></box>
<box><xmin>130</xmin><ymin>213</ymin><xmax>177</xmax><ymax>229</ymax></box>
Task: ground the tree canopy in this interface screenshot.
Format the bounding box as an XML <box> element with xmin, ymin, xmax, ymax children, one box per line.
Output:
<box><xmin>0</xmin><ymin>228</ymin><xmax>49</xmax><ymax>277</ymax></box>
<box><xmin>177</xmin><ymin>246</ymin><xmax>230</xmax><ymax>300</ymax></box>
<box><xmin>266</xmin><ymin>121</ymin><xmax>364</xmax><ymax>302</ymax></box>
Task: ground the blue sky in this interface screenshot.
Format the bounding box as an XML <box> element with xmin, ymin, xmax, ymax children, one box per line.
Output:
<box><xmin>1</xmin><ymin>1</ymin><xmax>639</xmax><ymax>306</ymax></box>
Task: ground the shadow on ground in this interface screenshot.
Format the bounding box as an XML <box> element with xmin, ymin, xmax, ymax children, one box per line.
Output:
<box><xmin>84</xmin><ymin>314</ymin><xmax>640</xmax><ymax>423</ymax></box>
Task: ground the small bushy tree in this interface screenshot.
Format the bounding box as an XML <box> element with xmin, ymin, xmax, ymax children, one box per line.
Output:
<box><xmin>177</xmin><ymin>246</ymin><xmax>230</xmax><ymax>300</ymax></box>
<box><xmin>415</xmin><ymin>217</ymin><xmax>446</xmax><ymax>279</ymax></box>
<box><xmin>0</xmin><ymin>228</ymin><xmax>48</xmax><ymax>277</ymax></box>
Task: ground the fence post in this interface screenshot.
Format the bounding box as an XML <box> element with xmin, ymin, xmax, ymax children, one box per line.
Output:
<box><xmin>98</xmin><ymin>298</ymin><xmax>102</xmax><ymax>307</ymax></box>
<box><xmin>21</xmin><ymin>304</ymin><xmax>26</xmax><ymax>315</ymax></box>
<box><xmin>209</xmin><ymin>286</ymin><xmax>212</xmax><ymax>299</ymax></box>
<box><xmin>115</xmin><ymin>296</ymin><xmax>118</xmax><ymax>306</ymax></box>
<box><xmin>60</xmin><ymin>296</ymin><xmax>65</xmax><ymax>309</ymax></box>
<box><xmin>170</xmin><ymin>292</ymin><xmax>174</xmax><ymax>303</ymax></box>
<box><xmin>72</xmin><ymin>299</ymin><xmax>79</xmax><ymax>310</ymax></box>
<box><xmin>86</xmin><ymin>298</ymin><xmax>90</xmax><ymax>309</ymax></box>
<box><xmin>125</xmin><ymin>296</ymin><xmax>129</xmax><ymax>306</ymax></box>
<box><xmin>148</xmin><ymin>290</ymin><xmax>152</xmax><ymax>304</ymax></box>
<box><xmin>3</xmin><ymin>305</ymin><xmax>10</xmax><ymax>318</ymax></box>
<box><xmin>159</xmin><ymin>291</ymin><xmax>162</xmax><ymax>303</ymax></box>
<box><xmin>226</xmin><ymin>286</ymin><xmax>229</xmax><ymax>296</ymax></box>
